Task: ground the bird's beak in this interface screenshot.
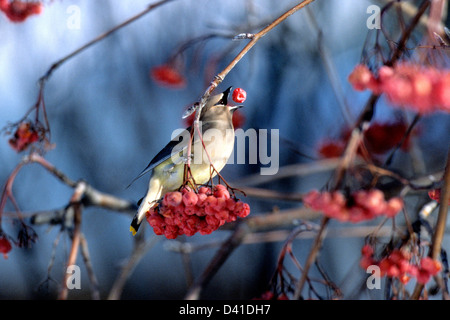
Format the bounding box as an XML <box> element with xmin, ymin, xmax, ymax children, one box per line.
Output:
<box><xmin>228</xmin><ymin>105</ymin><xmax>243</xmax><ymax>112</ymax></box>
<box><xmin>215</xmin><ymin>86</ymin><xmax>233</xmax><ymax>106</ymax></box>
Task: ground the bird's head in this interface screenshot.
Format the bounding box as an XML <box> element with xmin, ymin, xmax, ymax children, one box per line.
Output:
<box><xmin>201</xmin><ymin>87</ymin><xmax>243</xmax><ymax>123</ymax></box>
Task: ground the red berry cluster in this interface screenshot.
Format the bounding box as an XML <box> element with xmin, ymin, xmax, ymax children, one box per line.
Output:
<box><xmin>303</xmin><ymin>189</ymin><xmax>403</xmax><ymax>223</ymax></box>
<box><xmin>349</xmin><ymin>63</ymin><xmax>450</xmax><ymax>114</ymax></box>
<box><xmin>8</xmin><ymin>121</ymin><xmax>40</xmax><ymax>152</ymax></box>
<box><xmin>317</xmin><ymin>120</ymin><xmax>412</xmax><ymax>159</ymax></box>
<box><xmin>360</xmin><ymin>245</ymin><xmax>442</xmax><ymax>285</ymax></box>
<box><xmin>0</xmin><ymin>236</ymin><xmax>12</xmax><ymax>259</ymax></box>
<box><xmin>0</xmin><ymin>0</ymin><xmax>42</xmax><ymax>22</ymax></box>
<box><xmin>150</xmin><ymin>64</ymin><xmax>186</xmax><ymax>89</ymax></box>
<box><xmin>146</xmin><ymin>185</ymin><xmax>250</xmax><ymax>239</ymax></box>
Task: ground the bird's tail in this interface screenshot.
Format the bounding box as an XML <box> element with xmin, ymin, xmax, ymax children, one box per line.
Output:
<box><xmin>130</xmin><ymin>178</ymin><xmax>163</xmax><ymax>236</ymax></box>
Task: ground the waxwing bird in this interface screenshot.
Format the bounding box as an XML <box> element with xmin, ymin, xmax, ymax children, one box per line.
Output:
<box><xmin>130</xmin><ymin>87</ymin><xmax>243</xmax><ymax>235</ymax></box>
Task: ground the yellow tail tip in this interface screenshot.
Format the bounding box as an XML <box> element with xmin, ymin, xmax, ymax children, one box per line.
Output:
<box><xmin>130</xmin><ymin>226</ymin><xmax>137</xmax><ymax>236</ymax></box>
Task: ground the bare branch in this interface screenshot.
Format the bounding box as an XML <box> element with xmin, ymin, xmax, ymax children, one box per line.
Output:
<box><xmin>411</xmin><ymin>148</ymin><xmax>450</xmax><ymax>299</ymax></box>
<box><xmin>194</xmin><ymin>0</ymin><xmax>318</xmax><ymax>120</ymax></box>
<box><xmin>59</xmin><ymin>181</ymin><xmax>86</xmax><ymax>300</ymax></box>
<box><xmin>80</xmin><ymin>233</ymin><xmax>100</xmax><ymax>300</ymax></box>
<box><xmin>108</xmin><ymin>232</ymin><xmax>160</xmax><ymax>300</ymax></box>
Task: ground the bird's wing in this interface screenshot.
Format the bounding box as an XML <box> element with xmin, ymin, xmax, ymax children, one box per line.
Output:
<box><xmin>127</xmin><ymin>127</ymin><xmax>191</xmax><ymax>187</ymax></box>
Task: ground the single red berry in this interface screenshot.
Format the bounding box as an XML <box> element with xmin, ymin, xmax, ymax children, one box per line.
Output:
<box><xmin>182</xmin><ymin>191</ymin><xmax>198</xmax><ymax>207</ymax></box>
<box><xmin>164</xmin><ymin>192</ymin><xmax>183</xmax><ymax>207</ymax></box>
<box><xmin>317</xmin><ymin>140</ymin><xmax>346</xmax><ymax>158</ymax></box>
<box><xmin>407</xmin><ymin>264</ymin><xmax>419</xmax><ymax>278</ymax></box>
<box><xmin>384</xmin><ymin>197</ymin><xmax>403</xmax><ymax>217</ymax></box>
<box><xmin>213</xmin><ymin>184</ymin><xmax>227</xmax><ymax>192</ymax></box>
<box><xmin>302</xmin><ymin>190</ymin><xmax>322</xmax><ymax>210</ymax></box>
<box><xmin>411</xmin><ymin>73</ymin><xmax>433</xmax><ymax>111</ymax></box>
<box><xmin>232</xmin><ymin>88</ymin><xmax>247</xmax><ymax>103</ymax></box>
<box><xmin>361</xmin><ymin>244</ymin><xmax>374</xmax><ymax>257</ymax></box>
<box><xmin>0</xmin><ymin>236</ymin><xmax>12</xmax><ymax>259</ymax></box>
<box><xmin>147</xmin><ymin>214</ymin><xmax>164</xmax><ymax>227</ymax></box>
<box><xmin>398</xmin><ymin>259</ymin><xmax>411</xmax><ymax>275</ymax></box>
<box><xmin>420</xmin><ymin>257</ymin><xmax>441</xmax><ymax>275</ymax></box>
<box><xmin>214</xmin><ymin>186</ymin><xmax>230</xmax><ymax>199</ymax></box>
<box><xmin>428</xmin><ymin>188</ymin><xmax>450</xmax><ymax>204</ymax></box>
<box><xmin>348</xmin><ymin>64</ymin><xmax>378</xmax><ymax>91</ymax></box>
<box><xmin>428</xmin><ymin>188</ymin><xmax>441</xmax><ymax>202</ymax></box>
<box><xmin>387</xmin><ymin>251</ymin><xmax>403</xmax><ymax>265</ymax></box>
<box><xmin>354</xmin><ymin>189</ymin><xmax>385</xmax><ymax>214</ymax></box>
<box><xmin>204</xmin><ymin>195</ymin><xmax>218</xmax><ymax>207</ymax></box>
<box><xmin>416</xmin><ymin>270</ymin><xmax>431</xmax><ymax>285</ymax></box>
<box><xmin>150</xmin><ymin>64</ymin><xmax>186</xmax><ymax>89</ymax></box>
<box><xmin>198</xmin><ymin>186</ymin><xmax>212</xmax><ymax>195</ymax></box>
<box><xmin>360</xmin><ymin>256</ymin><xmax>376</xmax><ymax>269</ymax></box>
<box><xmin>434</xmin><ymin>73</ymin><xmax>450</xmax><ymax>110</ymax></box>
<box><xmin>235</xmin><ymin>201</ymin><xmax>250</xmax><ymax>218</ymax></box>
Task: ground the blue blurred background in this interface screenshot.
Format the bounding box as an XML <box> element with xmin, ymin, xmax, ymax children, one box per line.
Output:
<box><xmin>0</xmin><ymin>0</ymin><xmax>449</xmax><ymax>299</ymax></box>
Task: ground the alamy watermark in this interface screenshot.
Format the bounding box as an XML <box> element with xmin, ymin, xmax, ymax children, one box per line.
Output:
<box><xmin>66</xmin><ymin>264</ymin><xmax>81</xmax><ymax>290</ymax></box>
<box><xmin>170</xmin><ymin>122</ymin><xmax>279</xmax><ymax>176</ymax></box>
<box><xmin>66</xmin><ymin>5</ymin><xmax>81</xmax><ymax>30</ymax></box>
<box><xmin>366</xmin><ymin>265</ymin><xmax>381</xmax><ymax>289</ymax></box>
<box><xmin>366</xmin><ymin>5</ymin><xmax>381</xmax><ymax>30</ymax></box>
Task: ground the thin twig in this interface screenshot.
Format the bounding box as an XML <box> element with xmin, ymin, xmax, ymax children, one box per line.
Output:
<box><xmin>236</xmin><ymin>186</ymin><xmax>304</xmax><ymax>202</ymax></box>
<box><xmin>388</xmin><ymin>0</ymin><xmax>431</xmax><ymax>66</ymax></box>
<box><xmin>184</xmin><ymin>222</ymin><xmax>249</xmax><ymax>300</ymax></box>
<box><xmin>304</xmin><ymin>7</ymin><xmax>353</xmax><ymax>126</ymax></box>
<box><xmin>411</xmin><ymin>148</ymin><xmax>450</xmax><ymax>299</ymax></box>
<box><xmin>108</xmin><ymin>232</ymin><xmax>160</xmax><ymax>300</ymax></box>
<box><xmin>28</xmin><ymin>152</ymin><xmax>136</xmax><ymax>216</ymax></box>
<box><xmin>27</xmin><ymin>153</ymin><xmax>77</xmax><ymax>187</ymax></box>
<box><xmin>379</xmin><ymin>0</ymin><xmax>446</xmax><ymax>37</ymax></box>
<box><xmin>39</xmin><ymin>0</ymin><xmax>176</xmax><ymax>83</ymax></box>
<box><xmin>293</xmin><ymin>216</ymin><xmax>329</xmax><ymax>299</ymax></box>
<box><xmin>58</xmin><ymin>181</ymin><xmax>86</xmax><ymax>300</ymax></box>
<box><xmin>194</xmin><ymin>0</ymin><xmax>317</xmax><ymax>120</ymax></box>
<box><xmin>0</xmin><ymin>161</ymin><xmax>27</xmax><ymax>226</ymax></box>
<box><xmin>79</xmin><ymin>233</ymin><xmax>101</xmax><ymax>300</ymax></box>
<box><xmin>28</xmin><ymin>0</ymin><xmax>177</xmax><ymax>147</ymax></box>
